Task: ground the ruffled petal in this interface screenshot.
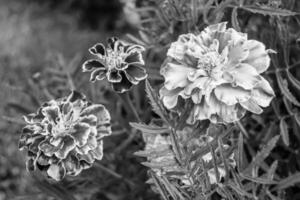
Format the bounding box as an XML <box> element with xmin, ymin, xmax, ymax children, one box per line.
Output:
<box><xmin>111</xmin><ymin>71</ymin><xmax>133</xmax><ymax>93</ymax></box>
<box><xmin>64</xmin><ymin>155</ymin><xmax>81</xmax><ymax>176</ymax></box>
<box><xmin>251</xmin><ymin>77</ymin><xmax>275</xmax><ymax>107</ymax></box>
<box><xmin>159</xmin><ymin>87</ymin><xmax>183</xmax><ymax>109</ymax></box>
<box><xmin>230</xmin><ymin>63</ymin><xmax>261</xmax><ymax>90</ymax></box>
<box><xmin>107</xmin><ymin>70</ymin><xmax>122</xmax><ymax>83</ymax></box>
<box><xmin>47</xmin><ymin>162</ymin><xmax>66</xmax><ymax>181</ymax></box>
<box><xmin>90</xmin><ymin>68</ymin><xmax>106</xmax><ymax>82</ymax></box>
<box><xmin>89</xmin><ymin>43</ymin><xmax>106</xmax><ymax>56</ymax></box>
<box><xmin>243</xmin><ymin>40</ymin><xmax>271</xmax><ymax>73</ymax></box>
<box><xmin>82</xmin><ymin>59</ymin><xmax>105</xmax><ymax>72</ymax></box>
<box><xmin>214</xmin><ymin>84</ymin><xmax>251</xmax><ymax>105</ymax></box>
<box><xmin>124</xmin><ymin>51</ymin><xmax>144</xmax><ymax>66</ymax></box>
<box><xmin>124</xmin><ymin>65</ymin><xmax>147</xmax><ymax>84</ymax></box>
<box><xmin>55</xmin><ymin>135</ymin><xmax>76</xmax><ymax>159</ymax></box>
<box><xmin>71</xmin><ymin>123</ymin><xmax>90</xmax><ymax>147</ymax></box>
<box><xmin>161</xmin><ymin>63</ymin><xmax>193</xmax><ymax>90</ymax></box>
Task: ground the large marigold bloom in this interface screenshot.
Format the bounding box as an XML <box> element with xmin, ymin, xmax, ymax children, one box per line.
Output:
<box><xmin>83</xmin><ymin>37</ymin><xmax>148</xmax><ymax>93</ymax></box>
<box><xmin>19</xmin><ymin>91</ymin><xmax>111</xmax><ymax>181</ymax></box>
<box><xmin>160</xmin><ymin>22</ymin><xmax>275</xmax><ymax>123</ymax></box>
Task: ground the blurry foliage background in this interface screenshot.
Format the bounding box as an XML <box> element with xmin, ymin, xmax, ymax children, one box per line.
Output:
<box><xmin>0</xmin><ymin>0</ymin><xmax>156</xmax><ymax>199</ymax></box>
<box><xmin>1</xmin><ymin>0</ymin><xmax>300</xmax><ymax>200</ymax></box>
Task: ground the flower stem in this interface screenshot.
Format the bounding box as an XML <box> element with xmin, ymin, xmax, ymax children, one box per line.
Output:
<box><xmin>118</xmin><ymin>92</ymin><xmax>141</xmax><ymax>122</ymax></box>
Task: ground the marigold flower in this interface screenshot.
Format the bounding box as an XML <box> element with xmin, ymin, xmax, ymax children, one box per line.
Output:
<box><xmin>19</xmin><ymin>91</ymin><xmax>111</xmax><ymax>181</ymax></box>
<box><xmin>141</xmin><ymin>126</ymin><xmax>235</xmax><ymax>185</ymax></box>
<box><xmin>82</xmin><ymin>37</ymin><xmax>147</xmax><ymax>93</ymax></box>
<box><xmin>159</xmin><ymin>22</ymin><xmax>275</xmax><ymax>123</ymax></box>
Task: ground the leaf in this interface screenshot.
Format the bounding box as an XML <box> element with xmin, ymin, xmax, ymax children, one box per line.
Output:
<box><xmin>280</xmin><ymin>117</ymin><xmax>289</xmax><ymax>146</ymax></box>
<box><xmin>286</xmin><ymin>69</ymin><xmax>300</xmax><ymax>91</ymax></box>
<box><xmin>231</xmin><ymin>7</ymin><xmax>241</xmax><ymax>31</ymax></box>
<box><xmin>267</xmin><ymin>161</ymin><xmax>278</xmax><ymax>180</ymax></box>
<box><xmin>239</xmin><ymin>173</ymin><xmax>278</xmax><ymax>184</ymax></box>
<box><xmin>149</xmin><ymin>171</ymin><xmax>169</xmax><ymax>200</ymax></box>
<box><xmin>241</xmin><ymin>5</ymin><xmax>297</xmax><ymax>16</ymax></box>
<box><xmin>245</xmin><ymin>135</ymin><xmax>280</xmax><ymax>172</ymax></box>
<box><xmin>276</xmin><ymin>72</ymin><xmax>300</xmax><ymax>106</ymax></box>
<box><xmin>145</xmin><ymin>79</ymin><xmax>170</xmax><ymax>124</ymax></box>
<box><xmin>237</xmin><ymin>131</ymin><xmax>244</xmax><ymax>171</ymax></box>
<box><xmin>294</xmin><ymin>113</ymin><xmax>300</xmax><ymax>127</ymax></box>
<box><xmin>274</xmin><ymin>172</ymin><xmax>300</xmax><ymax>190</ymax></box>
<box><xmin>130</xmin><ymin>122</ymin><xmax>170</xmax><ymax>134</ymax></box>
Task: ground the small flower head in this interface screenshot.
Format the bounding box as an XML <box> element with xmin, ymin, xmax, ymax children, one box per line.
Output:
<box><xmin>19</xmin><ymin>91</ymin><xmax>111</xmax><ymax>181</ymax></box>
<box><xmin>160</xmin><ymin>22</ymin><xmax>275</xmax><ymax>124</ymax></box>
<box><xmin>83</xmin><ymin>37</ymin><xmax>148</xmax><ymax>93</ymax></box>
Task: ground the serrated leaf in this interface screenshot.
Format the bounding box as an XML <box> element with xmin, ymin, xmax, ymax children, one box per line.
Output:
<box><xmin>280</xmin><ymin>117</ymin><xmax>289</xmax><ymax>146</ymax></box>
<box><xmin>276</xmin><ymin>73</ymin><xmax>300</xmax><ymax>106</ymax></box>
<box><xmin>145</xmin><ymin>79</ymin><xmax>170</xmax><ymax>123</ymax></box>
<box><xmin>245</xmin><ymin>135</ymin><xmax>280</xmax><ymax>172</ymax></box>
<box><xmin>286</xmin><ymin>69</ymin><xmax>300</xmax><ymax>91</ymax></box>
<box><xmin>130</xmin><ymin>122</ymin><xmax>170</xmax><ymax>134</ymax></box>
<box><xmin>241</xmin><ymin>5</ymin><xmax>297</xmax><ymax>16</ymax></box>
<box><xmin>231</xmin><ymin>7</ymin><xmax>241</xmax><ymax>31</ymax></box>
<box><xmin>274</xmin><ymin>172</ymin><xmax>300</xmax><ymax>190</ymax></box>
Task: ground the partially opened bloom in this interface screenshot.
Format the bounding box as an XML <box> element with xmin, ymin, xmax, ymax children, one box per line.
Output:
<box><xmin>19</xmin><ymin>91</ymin><xmax>111</xmax><ymax>181</ymax></box>
<box><xmin>82</xmin><ymin>37</ymin><xmax>147</xmax><ymax>93</ymax></box>
<box><xmin>160</xmin><ymin>22</ymin><xmax>275</xmax><ymax>123</ymax></box>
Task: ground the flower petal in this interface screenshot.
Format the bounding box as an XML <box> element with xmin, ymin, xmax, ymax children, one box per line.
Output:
<box><xmin>161</xmin><ymin>63</ymin><xmax>193</xmax><ymax>90</ymax></box>
<box><xmin>90</xmin><ymin>141</ymin><xmax>104</xmax><ymax>160</ymax></box>
<box><xmin>107</xmin><ymin>37</ymin><xmax>119</xmax><ymax>49</ymax></box>
<box><xmin>251</xmin><ymin>77</ymin><xmax>275</xmax><ymax>107</ymax></box>
<box><xmin>124</xmin><ymin>65</ymin><xmax>147</xmax><ymax>84</ymax></box>
<box><xmin>107</xmin><ymin>70</ymin><xmax>122</xmax><ymax>83</ymax></box>
<box><xmin>71</xmin><ymin>123</ymin><xmax>90</xmax><ymax>147</ymax></box>
<box><xmin>124</xmin><ymin>51</ymin><xmax>144</xmax><ymax>66</ymax></box>
<box><xmin>243</xmin><ymin>40</ymin><xmax>270</xmax><ymax>73</ymax></box>
<box><xmin>214</xmin><ymin>84</ymin><xmax>251</xmax><ymax>105</ymax></box>
<box><xmin>159</xmin><ymin>87</ymin><xmax>183</xmax><ymax>109</ymax></box>
<box><xmin>230</xmin><ymin>63</ymin><xmax>261</xmax><ymax>90</ymax></box>
<box><xmin>82</xmin><ymin>59</ymin><xmax>105</xmax><ymax>72</ymax></box>
<box><xmin>55</xmin><ymin>135</ymin><xmax>76</xmax><ymax>159</ymax></box>
<box><xmin>47</xmin><ymin>162</ymin><xmax>66</xmax><ymax>181</ymax></box>
<box><xmin>90</xmin><ymin>68</ymin><xmax>106</xmax><ymax>82</ymax></box>
<box><xmin>111</xmin><ymin>72</ymin><xmax>133</xmax><ymax>93</ymax></box>
<box><xmin>64</xmin><ymin>155</ymin><xmax>81</xmax><ymax>176</ymax></box>
<box><xmin>89</xmin><ymin>43</ymin><xmax>105</xmax><ymax>56</ymax></box>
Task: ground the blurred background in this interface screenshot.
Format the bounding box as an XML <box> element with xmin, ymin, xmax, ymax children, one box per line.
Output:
<box><xmin>0</xmin><ymin>0</ymin><xmax>158</xmax><ymax>199</ymax></box>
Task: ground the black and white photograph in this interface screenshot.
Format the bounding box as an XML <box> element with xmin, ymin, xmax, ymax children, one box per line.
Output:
<box><xmin>0</xmin><ymin>0</ymin><xmax>300</xmax><ymax>199</ymax></box>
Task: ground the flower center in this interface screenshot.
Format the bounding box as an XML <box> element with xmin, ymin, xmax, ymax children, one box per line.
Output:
<box><xmin>106</xmin><ymin>48</ymin><xmax>126</xmax><ymax>70</ymax></box>
<box><xmin>197</xmin><ymin>51</ymin><xmax>224</xmax><ymax>80</ymax></box>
